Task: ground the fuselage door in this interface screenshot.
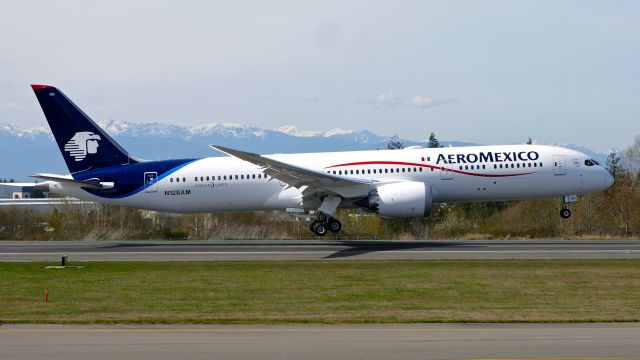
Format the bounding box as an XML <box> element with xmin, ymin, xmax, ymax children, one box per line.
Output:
<box><xmin>552</xmin><ymin>155</ymin><xmax>566</xmax><ymax>176</ymax></box>
<box><xmin>144</xmin><ymin>172</ymin><xmax>158</xmax><ymax>192</ymax></box>
<box><xmin>440</xmin><ymin>165</ymin><xmax>454</xmax><ymax>180</ymax></box>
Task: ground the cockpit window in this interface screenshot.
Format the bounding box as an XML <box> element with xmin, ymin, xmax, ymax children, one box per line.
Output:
<box><xmin>584</xmin><ymin>159</ymin><xmax>596</xmax><ymax>167</ymax></box>
<box><xmin>592</xmin><ymin>159</ymin><xmax>601</xmax><ymax>166</ymax></box>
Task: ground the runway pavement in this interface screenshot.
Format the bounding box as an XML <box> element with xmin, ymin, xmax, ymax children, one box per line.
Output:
<box><xmin>1</xmin><ymin>239</ymin><xmax>640</xmax><ymax>261</ymax></box>
<box><xmin>1</xmin><ymin>323</ymin><xmax>639</xmax><ymax>360</ymax></box>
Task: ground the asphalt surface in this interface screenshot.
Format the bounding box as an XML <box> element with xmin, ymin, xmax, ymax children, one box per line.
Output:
<box><xmin>1</xmin><ymin>323</ymin><xmax>639</xmax><ymax>360</ymax></box>
<box><xmin>1</xmin><ymin>239</ymin><xmax>640</xmax><ymax>261</ymax></box>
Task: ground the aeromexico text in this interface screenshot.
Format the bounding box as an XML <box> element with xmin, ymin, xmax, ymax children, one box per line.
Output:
<box><xmin>436</xmin><ymin>151</ymin><xmax>540</xmax><ymax>164</ymax></box>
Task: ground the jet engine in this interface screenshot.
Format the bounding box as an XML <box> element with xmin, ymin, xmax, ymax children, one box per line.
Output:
<box><xmin>356</xmin><ymin>182</ymin><xmax>432</xmax><ymax>218</ymax></box>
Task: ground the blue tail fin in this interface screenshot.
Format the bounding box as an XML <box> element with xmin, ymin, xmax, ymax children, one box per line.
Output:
<box><xmin>31</xmin><ymin>85</ymin><xmax>138</xmax><ymax>174</ymax></box>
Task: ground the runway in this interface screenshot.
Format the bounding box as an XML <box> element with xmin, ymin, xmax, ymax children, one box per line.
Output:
<box><xmin>1</xmin><ymin>239</ymin><xmax>640</xmax><ymax>261</ymax></box>
<box><xmin>1</xmin><ymin>323</ymin><xmax>639</xmax><ymax>360</ymax></box>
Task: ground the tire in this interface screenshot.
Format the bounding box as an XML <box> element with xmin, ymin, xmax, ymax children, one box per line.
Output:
<box><xmin>309</xmin><ymin>220</ymin><xmax>322</xmax><ymax>232</ymax></box>
<box><xmin>560</xmin><ymin>208</ymin><xmax>571</xmax><ymax>219</ymax></box>
<box><xmin>314</xmin><ymin>223</ymin><xmax>328</xmax><ymax>236</ymax></box>
<box><xmin>328</xmin><ymin>218</ymin><xmax>342</xmax><ymax>233</ymax></box>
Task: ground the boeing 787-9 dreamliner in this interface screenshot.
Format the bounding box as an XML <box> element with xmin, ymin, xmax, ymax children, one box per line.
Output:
<box><xmin>1</xmin><ymin>85</ymin><xmax>614</xmax><ymax>236</ymax></box>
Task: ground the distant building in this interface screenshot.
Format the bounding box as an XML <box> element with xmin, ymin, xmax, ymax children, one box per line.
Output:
<box><xmin>0</xmin><ymin>184</ymin><xmax>50</xmax><ymax>199</ymax></box>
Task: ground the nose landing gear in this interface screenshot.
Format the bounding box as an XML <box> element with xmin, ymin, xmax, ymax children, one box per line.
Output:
<box><xmin>560</xmin><ymin>195</ymin><xmax>577</xmax><ymax>219</ymax></box>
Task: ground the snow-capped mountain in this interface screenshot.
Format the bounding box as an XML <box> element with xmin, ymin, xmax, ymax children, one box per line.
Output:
<box><xmin>0</xmin><ymin>119</ymin><xmax>608</xmax><ymax>180</ymax></box>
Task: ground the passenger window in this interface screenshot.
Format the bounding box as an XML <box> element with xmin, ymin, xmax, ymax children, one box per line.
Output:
<box><xmin>195</xmin><ymin>177</ymin><xmax>198</xmax><ymax>181</ymax></box>
<box><xmin>224</xmin><ymin>176</ymin><xmax>227</xmax><ymax>180</ymax></box>
<box><xmin>465</xmin><ymin>165</ymin><xmax>468</xmax><ymax>170</ymax></box>
<box><xmin>235</xmin><ymin>175</ymin><xmax>238</xmax><ymax>180</ymax></box>
<box><xmin>182</xmin><ymin>177</ymin><xmax>186</xmax><ymax>182</ymax></box>
<box><xmin>534</xmin><ymin>163</ymin><xmax>537</xmax><ymax>167</ymax></box>
<box><xmin>170</xmin><ymin>178</ymin><xmax>173</xmax><ymax>183</ymax></box>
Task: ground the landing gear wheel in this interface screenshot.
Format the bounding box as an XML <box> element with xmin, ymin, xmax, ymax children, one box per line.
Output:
<box><xmin>560</xmin><ymin>208</ymin><xmax>572</xmax><ymax>219</ymax></box>
<box><xmin>327</xmin><ymin>218</ymin><xmax>342</xmax><ymax>233</ymax></box>
<box><xmin>312</xmin><ymin>222</ymin><xmax>328</xmax><ymax>236</ymax></box>
<box><xmin>309</xmin><ymin>220</ymin><xmax>322</xmax><ymax>232</ymax></box>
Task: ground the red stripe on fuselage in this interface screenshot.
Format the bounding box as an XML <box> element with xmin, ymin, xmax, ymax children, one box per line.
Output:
<box><xmin>324</xmin><ymin>161</ymin><xmax>535</xmax><ymax>178</ymax></box>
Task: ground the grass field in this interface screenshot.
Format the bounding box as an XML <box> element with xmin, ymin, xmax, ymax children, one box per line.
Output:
<box><xmin>0</xmin><ymin>260</ymin><xmax>639</xmax><ymax>324</ymax></box>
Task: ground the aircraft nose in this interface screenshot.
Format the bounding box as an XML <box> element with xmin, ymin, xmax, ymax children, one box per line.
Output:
<box><xmin>603</xmin><ymin>171</ymin><xmax>614</xmax><ymax>189</ymax></box>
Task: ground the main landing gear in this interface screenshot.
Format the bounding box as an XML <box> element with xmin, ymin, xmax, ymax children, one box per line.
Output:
<box><xmin>560</xmin><ymin>195</ymin><xmax>577</xmax><ymax>219</ymax></box>
<box><xmin>309</xmin><ymin>213</ymin><xmax>342</xmax><ymax>236</ymax></box>
<box><xmin>309</xmin><ymin>195</ymin><xmax>343</xmax><ymax>236</ymax></box>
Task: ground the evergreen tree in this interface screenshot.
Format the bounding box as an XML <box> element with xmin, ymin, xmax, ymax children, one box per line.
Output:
<box><xmin>606</xmin><ymin>150</ymin><xmax>623</xmax><ymax>179</ymax></box>
<box><xmin>387</xmin><ymin>134</ymin><xmax>404</xmax><ymax>150</ymax></box>
<box><xmin>526</xmin><ymin>137</ymin><xmax>533</xmax><ymax>145</ymax></box>
<box><xmin>427</xmin><ymin>132</ymin><xmax>442</xmax><ymax>148</ymax></box>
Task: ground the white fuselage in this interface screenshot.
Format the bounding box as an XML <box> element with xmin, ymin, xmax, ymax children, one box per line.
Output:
<box><xmin>49</xmin><ymin>144</ymin><xmax>612</xmax><ymax>213</ymax></box>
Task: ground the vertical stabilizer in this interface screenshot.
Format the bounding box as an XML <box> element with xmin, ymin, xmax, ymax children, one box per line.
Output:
<box><xmin>31</xmin><ymin>85</ymin><xmax>137</xmax><ymax>174</ymax></box>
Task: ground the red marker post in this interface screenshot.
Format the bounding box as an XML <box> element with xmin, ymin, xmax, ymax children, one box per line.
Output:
<box><xmin>44</xmin><ymin>288</ymin><xmax>48</xmax><ymax>303</ymax></box>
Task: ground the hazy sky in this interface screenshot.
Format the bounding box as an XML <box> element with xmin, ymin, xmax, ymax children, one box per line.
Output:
<box><xmin>1</xmin><ymin>1</ymin><xmax>638</xmax><ymax>152</ymax></box>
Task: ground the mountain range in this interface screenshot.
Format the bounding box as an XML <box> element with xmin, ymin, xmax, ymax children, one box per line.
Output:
<box><xmin>0</xmin><ymin>120</ymin><xmax>608</xmax><ymax>181</ymax></box>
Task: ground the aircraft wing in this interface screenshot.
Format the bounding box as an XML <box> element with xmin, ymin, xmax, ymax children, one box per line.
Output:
<box><xmin>210</xmin><ymin>145</ymin><xmax>373</xmax><ymax>198</ymax></box>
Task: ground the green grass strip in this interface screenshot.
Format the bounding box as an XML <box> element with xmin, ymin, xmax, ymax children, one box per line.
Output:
<box><xmin>1</xmin><ymin>260</ymin><xmax>639</xmax><ymax>324</ymax></box>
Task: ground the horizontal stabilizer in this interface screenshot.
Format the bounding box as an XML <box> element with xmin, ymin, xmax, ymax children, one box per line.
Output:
<box><xmin>29</xmin><ymin>174</ymin><xmax>110</xmax><ymax>190</ymax></box>
<box><xmin>0</xmin><ymin>182</ymin><xmax>42</xmax><ymax>187</ymax></box>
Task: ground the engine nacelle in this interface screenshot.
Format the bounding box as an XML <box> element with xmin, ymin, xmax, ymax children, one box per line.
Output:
<box><xmin>359</xmin><ymin>182</ymin><xmax>432</xmax><ymax>218</ymax></box>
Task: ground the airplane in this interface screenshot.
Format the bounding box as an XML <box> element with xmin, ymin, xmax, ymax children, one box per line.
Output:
<box><xmin>0</xmin><ymin>85</ymin><xmax>615</xmax><ymax>236</ymax></box>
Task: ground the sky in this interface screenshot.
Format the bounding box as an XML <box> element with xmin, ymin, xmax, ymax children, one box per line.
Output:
<box><xmin>1</xmin><ymin>0</ymin><xmax>639</xmax><ymax>152</ymax></box>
